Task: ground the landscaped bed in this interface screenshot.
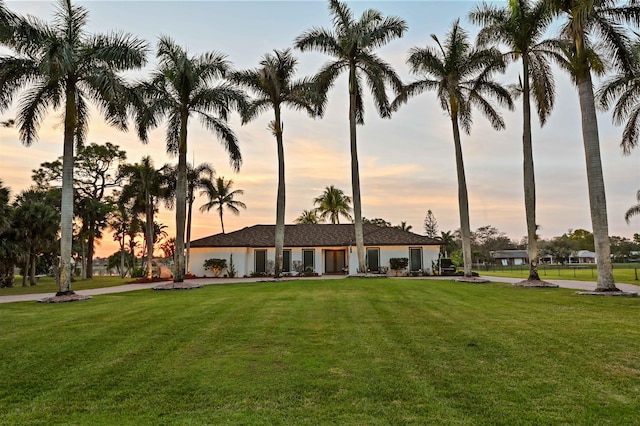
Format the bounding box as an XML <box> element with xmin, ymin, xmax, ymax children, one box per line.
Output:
<box><xmin>1</xmin><ymin>278</ymin><xmax>638</xmax><ymax>424</ymax></box>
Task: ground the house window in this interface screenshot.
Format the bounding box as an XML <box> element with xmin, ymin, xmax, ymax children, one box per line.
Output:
<box><xmin>303</xmin><ymin>249</ymin><xmax>314</xmax><ymax>272</ymax></box>
<box><xmin>255</xmin><ymin>249</ymin><xmax>267</xmax><ymax>274</ymax></box>
<box><xmin>410</xmin><ymin>247</ymin><xmax>422</xmax><ymax>271</ymax></box>
<box><xmin>283</xmin><ymin>250</ymin><xmax>291</xmax><ymax>273</ymax></box>
<box><xmin>366</xmin><ymin>247</ymin><xmax>380</xmax><ymax>272</ymax></box>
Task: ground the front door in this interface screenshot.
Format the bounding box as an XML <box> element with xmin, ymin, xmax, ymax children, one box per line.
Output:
<box><xmin>324</xmin><ymin>250</ymin><xmax>346</xmax><ymax>274</ymax></box>
<box><xmin>366</xmin><ymin>248</ymin><xmax>380</xmax><ymax>272</ymax></box>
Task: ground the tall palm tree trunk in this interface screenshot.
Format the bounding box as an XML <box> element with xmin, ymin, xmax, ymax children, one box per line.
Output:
<box><xmin>349</xmin><ymin>66</ymin><xmax>366</xmax><ymax>273</ymax></box>
<box><xmin>522</xmin><ymin>59</ymin><xmax>540</xmax><ymax>281</ymax></box>
<box><xmin>58</xmin><ymin>84</ymin><xmax>77</xmax><ymax>295</ymax></box>
<box><xmin>87</xmin><ymin>223</ymin><xmax>95</xmax><ymax>279</ymax></box>
<box><xmin>451</xmin><ymin>111</ymin><xmax>473</xmax><ymax>277</ymax></box>
<box><xmin>174</xmin><ymin>114</ymin><xmax>188</xmax><ymax>283</ymax></box>
<box><xmin>186</xmin><ymin>194</ymin><xmax>193</xmax><ymax>275</ymax></box>
<box><xmin>145</xmin><ymin>199</ymin><xmax>154</xmax><ymax>281</ymax></box>
<box><xmin>274</xmin><ymin>108</ymin><xmax>286</xmax><ymax>279</ymax></box>
<box><xmin>219</xmin><ymin>208</ymin><xmax>225</xmax><ymax>234</ymax></box>
<box><xmin>29</xmin><ymin>252</ymin><xmax>37</xmax><ymax>286</ymax></box>
<box><xmin>119</xmin><ymin>233</ymin><xmax>126</xmax><ymax>278</ymax></box>
<box><xmin>577</xmin><ymin>73</ymin><xmax>617</xmax><ymax>291</ymax></box>
<box><xmin>22</xmin><ymin>250</ymin><xmax>30</xmax><ymax>287</ymax></box>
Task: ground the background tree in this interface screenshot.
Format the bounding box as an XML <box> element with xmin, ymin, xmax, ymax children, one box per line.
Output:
<box><xmin>119</xmin><ymin>157</ymin><xmax>173</xmax><ymax>281</ymax></box>
<box><xmin>313</xmin><ymin>185</ymin><xmax>353</xmax><ymax>224</ymax></box>
<box><xmin>470</xmin><ymin>0</ymin><xmax>555</xmax><ymax>282</ymax></box>
<box><xmin>31</xmin><ymin>142</ymin><xmax>126</xmax><ymax>278</ymax></box>
<box><xmin>13</xmin><ymin>191</ymin><xmax>59</xmax><ymax>286</ymax></box>
<box><xmin>133</xmin><ymin>36</ymin><xmax>244</xmax><ymax>283</ymax></box>
<box><xmin>294</xmin><ymin>210</ymin><xmax>320</xmax><ymax>224</ymax></box>
<box><xmin>439</xmin><ymin>230</ymin><xmax>458</xmax><ymax>257</ymax></box>
<box><xmin>199</xmin><ymin>177</ymin><xmax>246</xmax><ymax>234</ymax></box>
<box><xmin>545</xmin><ymin>0</ymin><xmax>640</xmax><ymax>291</ymax></box>
<box><xmin>0</xmin><ymin>0</ymin><xmax>147</xmax><ymax>295</ymax></box>
<box><xmin>0</xmin><ymin>181</ymin><xmax>20</xmax><ymax>287</ymax></box>
<box><xmin>363</xmin><ymin>217</ymin><xmax>391</xmax><ymax>227</ymax></box>
<box><xmin>231</xmin><ymin>48</ymin><xmax>321</xmax><ymax>278</ymax></box>
<box><xmin>423</xmin><ymin>210</ymin><xmax>439</xmax><ymax>238</ymax></box>
<box><xmin>295</xmin><ymin>0</ymin><xmax>407</xmax><ymax>273</ymax></box>
<box><xmin>393</xmin><ymin>20</ymin><xmax>513</xmax><ymax>277</ymax></box>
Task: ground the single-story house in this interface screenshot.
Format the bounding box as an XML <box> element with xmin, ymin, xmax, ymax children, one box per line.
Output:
<box><xmin>189</xmin><ymin>224</ymin><xmax>443</xmax><ymax>277</ymax></box>
<box><xmin>490</xmin><ymin>249</ymin><xmax>529</xmax><ymax>266</ymax></box>
<box><xmin>569</xmin><ymin>250</ymin><xmax>597</xmax><ymax>264</ymax></box>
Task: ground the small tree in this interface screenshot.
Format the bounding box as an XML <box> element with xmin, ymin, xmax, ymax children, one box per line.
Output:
<box><xmin>203</xmin><ymin>258</ymin><xmax>227</xmax><ymax>277</ymax></box>
<box><xmin>424</xmin><ymin>210</ymin><xmax>438</xmax><ymax>238</ymax></box>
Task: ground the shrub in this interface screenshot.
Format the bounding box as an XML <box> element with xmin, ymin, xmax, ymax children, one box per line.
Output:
<box><xmin>389</xmin><ymin>258</ymin><xmax>409</xmax><ymax>271</ymax></box>
<box><xmin>227</xmin><ymin>254</ymin><xmax>237</xmax><ymax>278</ymax></box>
<box><xmin>203</xmin><ymin>258</ymin><xmax>227</xmax><ymax>277</ymax></box>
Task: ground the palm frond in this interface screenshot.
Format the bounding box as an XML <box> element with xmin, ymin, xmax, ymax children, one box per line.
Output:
<box><xmin>197</xmin><ymin>112</ymin><xmax>242</xmax><ymax>171</ymax></box>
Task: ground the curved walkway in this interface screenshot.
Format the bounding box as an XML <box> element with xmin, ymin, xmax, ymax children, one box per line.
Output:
<box><xmin>1</xmin><ymin>275</ymin><xmax>638</xmax><ymax>304</ymax></box>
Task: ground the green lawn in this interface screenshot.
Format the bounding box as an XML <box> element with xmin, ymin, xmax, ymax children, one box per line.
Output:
<box><xmin>479</xmin><ymin>264</ymin><xmax>640</xmax><ymax>284</ymax></box>
<box><xmin>0</xmin><ymin>276</ymin><xmax>131</xmax><ymax>295</ymax></box>
<box><xmin>1</xmin><ymin>279</ymin><xmax>638</xmax><ymax>425</ymax></box>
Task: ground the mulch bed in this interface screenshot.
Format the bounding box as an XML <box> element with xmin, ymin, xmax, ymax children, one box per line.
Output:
<box><xmin>152</xmin><ymin>282</ymin><xmax>203</xmax><ymax>290</ymax></box>
<box><xmin>513</xmin><ymin>279</ymin><xmax>559</xmax><ymax>288</ymax></box>
<box><xmin>455</xmin><ymin>277</ymin><xmax>490</xmax><ymax>283</ymax></box>
<box><xmin>576</xmin><ymin>290</ymin><xmax>637</xmax><ymax>297</ymax></box>
<box><xmin>128</xmin><ymin>277</ymin><xmax>172</xmax><ymax>284</ymax></box>
<box><xmin>38</xmin><ymin>294</ymin><xmax>92</xmax><ymax>303</ymax></box>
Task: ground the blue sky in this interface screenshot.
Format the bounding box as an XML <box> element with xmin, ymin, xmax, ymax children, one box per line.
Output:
<box><xmin>1</xmin><ymin>0</ymin><xmax>639</xmax><ymax>257</ymax></box>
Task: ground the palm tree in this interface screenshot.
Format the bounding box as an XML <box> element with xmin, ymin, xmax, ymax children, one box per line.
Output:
<box><xmin>133</xmin><ymin>36</ymin><xmax>244</xmax><ymax>283</ymax></box>
<box><xmin>231</xmin><ymin>49</ymin><xmax>321</xmax><ymax>278</ymax></box>
<box><xmin>470</xmin><ymin>0</ymin><xmax>556</xmax><ymax>283</ymax></box>
<box><xmin>0</xmin><ymin>0</ymin><xmax>147</xmax><ymax>295</ymax></box>
<box><xmin>295</xmin><ymin>0</ymin><xmax>407</xmax><ymax>273</ymax></box>
<box><xmin>294</xmin><ymin>209</ymin><xmax>320</xmax><ymax>224</ymax></box>
<box><xmin>199</xmin><ymin>177</ymin><xmax>246</xmax><ymax>234</ymax></box>
<box><xmin>118</xmin><ymin>157</ymin><xmax>173</xmax><ymax>281</ymax></box>
<box><xmin>313</xmin><ymin>185</ymin><xmax>353</xmax><ymax>224</ymax></box>
<box><xmin>545</xmin><ymin>0</ymin><xmax>640</xmax><ymax>291</ymax></box>
<box><xmin>396</xmin><ymin>221</ymin><xmax>413</xmax><ymax>232</ymax></box>
<box><xmin>108</xmin><ymin>199</ymin><xmax>132</xmax><ymax>279</ymax></box>
<box><xmin>392</xmin><ymin>20</ymin><xmax>513</xmax><ymax>277</ymax></box>
<box><xmin>625</xmin><ymin>190</ymin><xmax>640</xmax><ymax>224</ymax></box>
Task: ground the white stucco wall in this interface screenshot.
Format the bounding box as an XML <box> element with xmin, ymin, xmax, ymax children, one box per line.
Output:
<box><xmin>190</xmin><ymin>245</ymin><xmax>441</xmax><ymax>277</ymax></box>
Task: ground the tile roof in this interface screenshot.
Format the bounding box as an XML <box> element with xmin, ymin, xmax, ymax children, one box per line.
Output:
<box><xmin>190</xmin><ymin>224</ymin><xmax>442</xmax><ymax>248</ymax></box>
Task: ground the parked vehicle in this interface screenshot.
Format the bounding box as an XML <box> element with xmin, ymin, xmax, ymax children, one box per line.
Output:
<box><xmin>439</xmin><ymin>258</ymin><xmax>457</xmax><ymax>276</ymax></box>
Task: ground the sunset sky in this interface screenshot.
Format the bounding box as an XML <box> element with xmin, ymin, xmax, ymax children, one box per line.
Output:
<box><xmin>1</xmin><ymin>0</ymin><xmax>639</xmax><ymax>259</ymax></box>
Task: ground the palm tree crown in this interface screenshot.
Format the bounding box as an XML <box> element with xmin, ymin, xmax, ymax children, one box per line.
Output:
<box><xmin>313</xmin><ymin>185</ymin><xmax>353</xmax><ymax>224</ymax></box>
<box><xmin>295</xmin><ymin>0</ymin><xmax>407</xmax><ymax>273</ymax></box>
<box><xmin>133</xmin><ymin>36</ymin><xmax>245</xmax><ymax>283</ymax></box>
<box><xmin>199</xmin><ymin>177</ymin><xmax>246</xmax><ymax>234</ymax></box>
<box><xmin>0</xmin><ymin>0</ymin><xmax>147</xmax><ymax>295</ymax></box>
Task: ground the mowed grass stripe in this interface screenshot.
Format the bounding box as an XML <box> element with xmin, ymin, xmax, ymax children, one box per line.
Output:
<box><xmin>1</xmin><ymin>278</ymin><xmax>638</xmax><ymax>425</ymax></box>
